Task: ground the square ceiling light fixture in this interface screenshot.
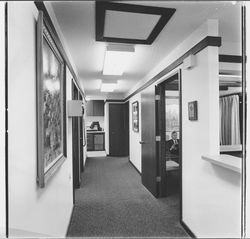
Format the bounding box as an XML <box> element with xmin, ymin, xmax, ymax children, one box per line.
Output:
<box><xmin>100</xmin><ymin>80</ymin><xmax>117</xmax><ymax>92</ymax></box>
<box><xmin>96</xmin><ymin>2</ymin><xmax>176</xmax><ymax>45</ymax></box>
<box><xmin>103</xmin><ymin>44</ymin><xmax>135</xmax><ymax>76</ymax></box>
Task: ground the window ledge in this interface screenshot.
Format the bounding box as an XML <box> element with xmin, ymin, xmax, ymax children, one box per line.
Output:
<box><xmin>202</xmin><ymin>154</ymin><xmax>241</xmax><ymax>174</ymax></box>
<box><xmin>220</xmin><ymin>144</ymin><xmax>242</xmax><ymax>152</ymax></box>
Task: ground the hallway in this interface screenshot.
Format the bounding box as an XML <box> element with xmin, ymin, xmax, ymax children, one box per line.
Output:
<box><xmin>67</xmin><ymin>157</ymin><xmax>188</xmax><ymax>237</ymax></box>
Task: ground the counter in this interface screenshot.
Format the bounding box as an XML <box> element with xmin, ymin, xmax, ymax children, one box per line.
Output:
<box><xmin>202</xmin><ymin>154</ymin><xmax>241</xmax><ymax>174</ymax></box>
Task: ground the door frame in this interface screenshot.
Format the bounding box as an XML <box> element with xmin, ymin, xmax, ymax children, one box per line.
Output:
<box><xmin>71</xmin><ymin>79</ymin><xmax>80</xmax><ymax>204</ymax></box>
<box><xmin>156</xmin><ymin>69</ymin><xmax>183</xmax><ymax>214</ymax></box>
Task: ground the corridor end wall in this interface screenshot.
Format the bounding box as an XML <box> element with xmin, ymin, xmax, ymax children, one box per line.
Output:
<box><xmin>8</xmin><ymin>2</ymin><xmax>73</xmax><ymax>236</ymax></box>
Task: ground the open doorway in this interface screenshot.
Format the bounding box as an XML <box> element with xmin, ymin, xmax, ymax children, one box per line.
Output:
<box><xmin>156</xmin><ymin>70</ymin><xmax>181</xmax><ymax>199</ymax></box>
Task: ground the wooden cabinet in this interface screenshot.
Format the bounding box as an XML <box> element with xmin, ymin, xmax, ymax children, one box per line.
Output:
<box><xmin>87</xmin><ymin>132</ymin><xmax>105</xmax><ymax>151</ymax></box>
<box><xmin>86</xmin><ymin>100</ymin><xmax>104</xmax><ymax>116</ymax></box>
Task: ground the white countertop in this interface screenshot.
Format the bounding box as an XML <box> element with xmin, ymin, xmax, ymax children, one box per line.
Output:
<box><xmin>202</xmin><ymin>154</ymin><xmax>241</xmax><ymax>173</ymax></box>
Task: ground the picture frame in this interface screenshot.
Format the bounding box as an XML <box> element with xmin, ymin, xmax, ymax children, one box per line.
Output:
<box><xmin>36</xmin><ymin>11</ymin><xmax>66</xmax><ymax>188</ymax></box>
<box><xmin>188</xmin><ymin>101</ymin><xmax>198</xmax><ymax>121</ymax></box>
<box><xmin>132</xmin><ymin>101</ymin><xmax>139</xmax><ymax>132</ymax></box>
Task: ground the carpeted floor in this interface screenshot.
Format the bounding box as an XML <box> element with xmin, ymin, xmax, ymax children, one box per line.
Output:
<box><xmin>67</xmin><ymin>156</ymin><xmax>189</xmax><ymax>238</ymax></box>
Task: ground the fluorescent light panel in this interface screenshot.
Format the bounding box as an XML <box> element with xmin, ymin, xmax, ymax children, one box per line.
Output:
<box><xmin>101</xmin><ymin>82</ymin><xmax>117</xmax><ymax>92</ymax></box>
<box><xmin>103</xmin><ymin>44</ymin><xmax>135</xmax><ymax>76</ymax></box>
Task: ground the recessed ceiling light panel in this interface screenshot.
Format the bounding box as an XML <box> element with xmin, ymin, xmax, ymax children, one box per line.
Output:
<box><xmin>103</xmin><ymin>44</ymin><xmax>135</xmax><ymax>76</ymax></box>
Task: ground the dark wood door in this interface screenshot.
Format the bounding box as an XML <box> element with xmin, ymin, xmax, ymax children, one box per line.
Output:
<box><xmin>72</xmin><ymin>81</ymin><xmax>80</xmax><ymax>197</ymax></box>
<box><xmin>109</xmin><ymin>103</ymin><xmax>126</xmax><ymax>156</ymax></box>
<box><xmin>141</xmin><ymin>84</ymin><xmax>158</xmax><ymax>197</ymax></box>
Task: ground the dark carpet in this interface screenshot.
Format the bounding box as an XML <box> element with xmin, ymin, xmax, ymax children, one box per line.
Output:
<box><xmin>67</xmin><ymin>156</ymin><xmax>189</xmax><ymax>238</ymax></box>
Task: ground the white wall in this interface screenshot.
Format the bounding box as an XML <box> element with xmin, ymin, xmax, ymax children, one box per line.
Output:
<box><xmin>86</xmin><ymin>116</ymin><xmax>104</xmax><ymax>129</ymax></box>
<box><xmin>0</xmin><ymin>2</ymin><xmax>6</xmax><ymax>237</ymax></box>
<box><xmin>8</xmin><ymin>2</ymin><xmax>73</xmax><ymax>236</ymax></box>
<box><xmin>128</xmin><ymin>18</ymin><xmax>241</xmax><ymax>237</ymax></box>
<box><xmin>182</xmin><ymin>47</ymin><xmax>241</xmax><ymax>238</ymax></box>
<box><xmin>129</xmin><ymin>95</ymin><xmax>142</xmax><ymax>172</ymax></box>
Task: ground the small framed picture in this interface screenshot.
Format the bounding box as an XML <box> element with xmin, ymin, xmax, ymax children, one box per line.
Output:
<box><xmin>132</xmin><ymin>101</ymin><xmax>139</xmax><ymax>132</ymax></box>
<box><xmin>188</xmin><ymin>101</ymin><xmax>198</xmax><ymax>121</ymax></box>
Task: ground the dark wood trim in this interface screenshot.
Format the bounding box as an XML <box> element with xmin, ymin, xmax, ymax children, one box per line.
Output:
<box><xmin>63</xmin><ymin>62</ymin><xmax>67</xmax><ymax>157</ymax></box>
<box><xmin>5</xmin><ymin>2</ymin><xmax>8</xmax><ymax>237</ymax></box>
<box><xmin>219</xmin><ymin>54</ymin><xmax>243</xmax><ymax>63</ymax></box>
<box><xmin>180</xmin><ymin>220</ymin><xmax>196</xmax><ymax>238</ymax></box>
<box><xmin>128</xmin><ymin>160</ymin><xmax>141</xmax><ymax>175</ymax></box>
<box><xmin>96</xmin><ymin>2</ymin><xmax>176</xmax><ymax>45</ymax></box>
<box><xmin>178</xmin><ymin>69</ymin><xmax>183</xmax><ymax>223</ymax></box>
<box><xmin>241</xmin><ymin>5</ymin><xmax>247</xmax><ymax>238</ymax></box>
<box><xmin>124</xmin><ymin>36</ymin><xmax>221</xmax><ymax>102</ymax></box>
<box><xmin>105</xmin><ymin>99</ymin><xmax>125</xmax><ymax>103</ymax></box>
<box><xmin>34</xmin><ymin>2</ymin><xmax>85</xmax><ymax>99</ymax></box>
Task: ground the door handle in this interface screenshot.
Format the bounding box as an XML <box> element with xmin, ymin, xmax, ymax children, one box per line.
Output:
<box><xmin>139</xmin><ymin>141</ymin><xmax>145</xmax><ymax>144</ymax></box>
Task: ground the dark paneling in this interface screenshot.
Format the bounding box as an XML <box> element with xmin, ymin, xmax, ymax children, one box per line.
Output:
<box><xmin>141</xmin><ymin>84</ymin><xmax>158</xmax><ymax>197</ymax></box>
<box><xmin>109</xmin><ymin>104</ymin><xmax>126</xmax><ymax>156</ymax></box>
<box><xmin>93</xmin><ymin>100</ymin><xmax>104</xmax><ymax>116</ymax></box>
<box><xmin>86</xmin><ymin>100</ymin><xmax>104</xmax><ymax>116</ymax></box>
<box><xmin>219</xmin><ymin>54</ymin><xmax>243</xmax><ymax>63</ymax></box>
<box><xmin>124</xmin><ymin>36</ymin><xmax>221</xmax><ymax>102</ymax></box>
<box><xmin>96</xmin><ymin>2</ymin><xmax>176</xmax><ymax>45</ymax></box>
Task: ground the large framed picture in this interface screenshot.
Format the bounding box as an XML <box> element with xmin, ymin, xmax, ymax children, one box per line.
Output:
<box><xmin>132</xmin><ymin>101</ymin><xmax>139</xmax><ymax>132</ymax></box>
<box><xmin>188</xmin><ymin>101</ymin><xmax>198</xmax><ymax>121</ymax></box>
<box><xmin>37</xmin><ymin>11</ymin><xmax>66</xmax><ymax>188</ymax></box>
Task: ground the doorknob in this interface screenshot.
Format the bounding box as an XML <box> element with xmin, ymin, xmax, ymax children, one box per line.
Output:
<box><xmin>139</xmin><ymin>141</ymin><xmax>145</xmax><ymax>144</ymax></box>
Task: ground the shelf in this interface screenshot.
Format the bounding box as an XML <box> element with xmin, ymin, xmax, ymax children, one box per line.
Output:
<box><xmin>220</xmin><ymin>144</ymin><xmax>242</xmax><ymax>152</ymax></box>
<box><xmin>202</xmin><ymin>154</ymin><xmax>241</xmax><ymax>174</ymax></box>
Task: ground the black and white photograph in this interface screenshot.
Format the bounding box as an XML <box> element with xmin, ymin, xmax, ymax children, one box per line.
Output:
<box><xmin>0</xmin><ymin>1</ymin><xmax>250</xmax><ymax>239</ymax></box>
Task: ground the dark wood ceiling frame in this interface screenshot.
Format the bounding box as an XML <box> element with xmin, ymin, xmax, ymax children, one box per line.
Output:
<box><xmin>34</xmin><ymin>2</ymin><xmax>85</xmax><ymax>99</ymax></box>
<box><xmin>96</xmin><ymin>2</ymin><xmax>176</xmax><ymax>45</ymax></box>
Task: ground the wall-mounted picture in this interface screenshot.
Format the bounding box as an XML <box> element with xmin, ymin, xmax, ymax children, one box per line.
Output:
<box><xmin>188</xmin><ymin>101</ymin><xmax>198</xmax><ymax>121</ymax></box>
<box><xmin>37</xmin><ymin>11</ymin><xmax>66</xmax><ymax>188</ymax></box>
<box><xmin>132</xmin><ymin>101</ymin><xmax>139</xmax><ymax>132</ymax></box>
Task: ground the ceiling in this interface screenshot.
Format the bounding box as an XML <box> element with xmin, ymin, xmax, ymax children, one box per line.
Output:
<box><xmin>51</xmin><ymin>1</ymin><xmax>241</xmax><ymax>99</ymax></box>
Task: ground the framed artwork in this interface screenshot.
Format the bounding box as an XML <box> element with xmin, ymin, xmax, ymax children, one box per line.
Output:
<box><xmin>37</xmin><ymin>11</ymin><xmax>66</xmax><ymax>188</ymax></box>
<box><xmin>132</xmin><ymin>101</ymin><xmax>139</xmax><ymax>132</ymax></box>
<box><xmin>188</xmin><ymin>101</ymin><xmax>198</xmax><ymax>121</ymax></box>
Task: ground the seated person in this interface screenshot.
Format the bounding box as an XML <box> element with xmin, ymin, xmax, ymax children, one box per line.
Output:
<box><xmin>166</xmin><ymin>131</ymin><xmax>179</xmax><ymax>163</ymax></box>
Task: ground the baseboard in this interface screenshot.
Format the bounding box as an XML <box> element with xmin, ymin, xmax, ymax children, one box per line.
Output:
<box><xmin>180</xmin><ymin>220</ymin><xmax>196</xmax><ymax>238</ymax></box>
<box><xmin>128</xmin><ymin>160</ymin><xmax>141</xmax><ymax>175</ymax></box>
<box><xmin>66</xmin><ymin>204</ymin><xmax>74</xmax><ymax>237</ymax></box>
